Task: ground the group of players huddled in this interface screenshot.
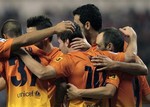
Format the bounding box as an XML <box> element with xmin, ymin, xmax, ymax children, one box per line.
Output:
<box><xmin>0</xmin><ymin>4</ymin><xmax>149</xmax><ymax>107</ymax></box>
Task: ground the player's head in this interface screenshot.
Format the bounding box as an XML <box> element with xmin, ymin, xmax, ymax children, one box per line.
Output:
<box><xmin>96</xmin><ymin>27</ymin><xmax>124</xmax><ymax>52</ymax></box>
<box><xmin>27</xmin><ymin>15</ymin><xmax>53</xmax><ymax>42</ymax></box>
<box><xmin>57</xmin><ymin>23</ymin><xmax>83</xmax><ymax>53</ymax></box>
<box><xmin>1</xmin><ymin>19</ymin><xmax>22</xmax><ymax>39</ymax></box>
<box><xmin>73</xmin><ymin>4</ymin><xmax>102</xmax><ymax>36</ymax></box>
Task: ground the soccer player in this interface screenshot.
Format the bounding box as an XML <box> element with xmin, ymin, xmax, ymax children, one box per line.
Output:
<box><xmin>70</xmin><ymin>4</ymin><xmax>102</xmax><ymax>50</ymax></box>
<box><xmin>67</xmin><ymin>27</ymin><xmax>149</xmax><ymax>107</ymax></box>
<box><xmin>92</xmin><ymin>56</ymin><xmax>150</xmax><ymax>107</ymax></box>
<box><xmin>0</xmin><ymin>19</ymin><xmax>74</xmax><ymax>107</ymax></box>
<box><xmin>17</xmin><ymin>26</ymin><xmax>136</xmax><ymax>107</ymax></box>
<box><xmin>26</xmin><ymin>15</ymin><xmax>65</xmax><ymax>107</ymax></box>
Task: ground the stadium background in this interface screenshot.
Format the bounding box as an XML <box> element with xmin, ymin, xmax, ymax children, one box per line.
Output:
<box><xmin>0</xmin><ymin>0</ymin><xmax>150</xmax><ymax>107</ymax></box>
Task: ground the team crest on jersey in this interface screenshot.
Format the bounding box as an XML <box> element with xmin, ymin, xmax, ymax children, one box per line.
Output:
<box><xmin>55</xmin><ymin>57</ymin><xmax>63</xmax><ymax>62</ymax></box>
<box><xmin>0</xmin><ymin>38</ymin><xmax>6</xmax><ymax>42</ymax></box>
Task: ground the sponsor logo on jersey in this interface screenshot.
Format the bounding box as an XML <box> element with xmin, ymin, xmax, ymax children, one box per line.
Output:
<box><xmin>0</xmin><ymin>38</ymin><xmax>6</xmax><ymax>42</ymax></box>
<box><xmin>17</xmin><ymin>90</ymin><xmax>41</xmax><ymax>98</ymax></box>
<box><xmin>55</xmin><ymin>57</ymin><xmax>63</xmax><ymax>62</ymax></box>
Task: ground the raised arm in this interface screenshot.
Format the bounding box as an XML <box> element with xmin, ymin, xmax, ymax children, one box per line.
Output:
<box><xmin>119</xmin><ymin>26</ymin><xmax>137</xmax><ymax>62</ymax></box>
<box><xmin>11</xmin><ymin>21</ymin><xmax>75</xmax><ymax>52</ymax></box>
<box><xmin>91</xmin><ymin>55</ymin><xmax>148</xmax><ymax>75</ymax></box>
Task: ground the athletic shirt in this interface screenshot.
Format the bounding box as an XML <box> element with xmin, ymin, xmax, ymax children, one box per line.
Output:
<box><xmin>50</xmin><ymin>51</ymin><xmax>99</xmax><ymax>107</ymax></box>
<box><xmin>25</xmin><ymin>45</ymin><xmax>63</xmax><ymax>107</ymax></box>
<box><xmin>85</xmin><ymin>47</ymin><xmax>126</xmax><ymax>107</ymax></box>
<box><xmin>0</xmin><ymin>38</ymin><xmax>62</xmax><ymax>107</ymax></box>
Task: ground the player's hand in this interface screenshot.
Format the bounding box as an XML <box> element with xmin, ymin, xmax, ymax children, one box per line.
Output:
<box><xmin>119</xmin><ymin>26</ymin><xmax>137</xmax><ymax>43</ymax></box>
<box><xmin>91</xmin><ymin>55</ymin><xmax>115</xmax><ymax>71</ymax></box>
<box><xmin>70</xmin><ymin>38</ymin><xmax>91</xmax><ymax>51</ymax></box>
<box><xmin>54</xmin><ymin>21</ymin><xmax>75</xmax><ymax>34</ymax></box>
<box><xmin>67</xmin><ymin>83</ymin><xmax>81</xmax><ymax>100</ymax></box>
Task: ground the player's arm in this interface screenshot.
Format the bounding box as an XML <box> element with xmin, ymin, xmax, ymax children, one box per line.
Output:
<box><xmin>67</xmin><ymin>83</ymin><xmax>116</xmax><ymax>100</ymax></box>
<box><xmin>0</xmin><ymin>76</ymin><xmax>6</xmax><ymax>91</ymax></box>
<box><xmin>11</xmin><ymin>21</ymin><xmax>75</xmax><ymax>52</ymax></box>
<box><xmin>54</xmin><ymin>78</ymin><xmax>67</xmax><ymax>107</ymax></box>
<box><xmin>119</xmin><ymin>26</ymin><xmax>137</xmax><ymax>62</ymax></box>
<box><xmin>17</xmin><ymin>48</ymin><xmax>56</xmax><ymax>79</ymax></box>
<box><xmin>92</xmin><ymin>55</ymin><xmax>148</xmax><ymax>75</ymax></box>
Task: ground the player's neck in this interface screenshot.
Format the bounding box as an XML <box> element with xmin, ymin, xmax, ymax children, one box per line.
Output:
<box><xmin>88</xmin><ymin>31</ymin><xmax>98</xmax><ymax>45</ymax></box>
<box><xmin>68</xmin><ymin>48</ymin><xmax>79</xmax><ymax>53</ymax></box>
<box><xmin>41</xmin><ymin>43</ymin><xmax>53</xmax><ymax>53</ymax></box>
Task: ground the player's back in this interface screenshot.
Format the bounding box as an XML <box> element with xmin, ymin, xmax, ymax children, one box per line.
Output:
<box><xmin>67</xmin><ymin>51</ymin><xmax>99</xmax><ymax>107</ymax></box>
<box><xmin>51</xmin><ymin>51</ymin><xmax>99</xmax><ymax>107</ymax></box>
<box><xmin>2</xmin><ymin>53</ymin><xmax>50</xmax><ymax>107</ymax></box>
<box><xmin>0</xmin><ymin>39</ymin><xmax>50</xmax><ymax>107</ymax></box>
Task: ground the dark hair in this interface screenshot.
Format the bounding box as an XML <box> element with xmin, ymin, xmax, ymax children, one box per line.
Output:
<box><xmin>58</xmin><ymin>23</ymin><xmax>83</xmax><ymax>43</ymax></box>
<box><xmin>73</xmin><ymin>4</ymin><xmax>102</xmax><ymax>32</ymax></box>
<box><xmin>100</xmin><ymin>27</ymin><xmax>124</xmax><ymax>52</ymax></box>
<box><xmin>1</xmin><ymin>19</ymin><xmax>22</xmax><ymax>38</ymax></box>
<box><xmin>27</xmin><ymin>15</ymin><xmax>53</xmax><ymax>41</ymax></box>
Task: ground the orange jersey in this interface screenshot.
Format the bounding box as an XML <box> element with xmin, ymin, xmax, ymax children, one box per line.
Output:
<box><xmin>85</xmin><ymin>47</ymin><xmax>125</xmax><ymax>88</ymax></box>
<box><xmin>103</xmin><ymin>41</ymin><xmax>144</xmax><ymax>107</ymax></box>
<box><xmin>106</xmin><ymin>73</ymin><xmax>135</xmax><ymax>107</ymax></box>
<box><xmin>0</xmin><ymin>44</ymin><xmax>62</xmax><ymax>107</ymax></box>
<box><xmin>102</xmin><ymin>56</ymin><xmax>149</xmax><ymax>107</ymax></box>
<box><xmin>138</xmin><ymin>76</ymin><xmax>150</xmax><ymax>107</ymax></box>
<box><xmin>50</xmin><ymin>51</ymin><xmax>99</xmax><ymax>107</ymax></box>
<box><xmin>0</xmin><ymin>55</ymin><xmax>50</xmax><ymax>107</ymax></box>
<box><xmin>85</xmin><ymin>47</ymin><xmax>127</xmax><ymax>107</ymax></box>
<box><xmin>85</xmin><ymin>47</ymin><xmax>125</xmax><ymax>61</ymax></box>
<box><xmin>0</xmin><ymin>38</ymin><xmax>13</xmax><ymax>59</ymax></box>
<box><xmin>107</xmin><ymin>75</ymin><xmax>150</xmax><ymax>107</ymax></box>
<box><xmin>26</xmin><ymin>45</ymin><xmax>63</xmax><ymax>107</ymax></box>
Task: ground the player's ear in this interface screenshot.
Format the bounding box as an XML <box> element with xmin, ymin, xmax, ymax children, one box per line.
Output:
<box><xmin>2</xmin><ymin>34</ymin><xmax>8</xmax><ymax>39</ymax></box>
<box><xmin>85</xmin><ymin>21</ymin><xmax>91</xmax><ymax>30</ymax></box>
<box><xmin>106</xmin><ymin>43</ymin><xmax>114</xmax><ymax>51</ymax></box>
<box><xmin>65</xmin><ymin>39</ymin><xmax>70</xmax><ymax>47</ymax></box>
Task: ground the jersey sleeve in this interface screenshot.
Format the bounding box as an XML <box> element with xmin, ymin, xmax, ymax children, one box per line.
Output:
<box><xmin>105</xmin><ymin>71</ymin><xmax>121</xmax><ymax>88</ymax></box>
<box><xmin>50</xmin><ymin>55</ymin><xmax>72</xmax><ymax>78</ymax></box>
<box><xmin>100</xmin><ymin>51</ymin><xmax>125</xmax><ymax>62</ymax></box>
<box><xmin>140</xmin><ymin>76</ymin><xmax>150</xmax><ymax>96</ymax></box>
<box><xmin>0</xmin><ymin>38</ymin><xmax>13</xmax><ymax>59</ymax></box>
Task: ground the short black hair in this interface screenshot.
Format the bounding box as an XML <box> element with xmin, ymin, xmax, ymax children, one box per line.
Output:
<box><xmin>58</xmin><ymin>23</ymin><xmax>83</xmax><ymax>43</ymax></box>
<box><xmin>100</xmin><ymin>27</ymin><xmax>124</xmax><ymax>52</ymax></box>
<box><xmin>73</xmin><ymin>4</ymin><xmax>102</xmax><ymax>32</ymax></box>
<box><xmin>1</xmin><ymin>19</ymin><xmax>22</xmax><ymax>38</ymax></box>
<box><xmin>27</xmin><ymin>15</ymin><xmax>53</xmax><ymax>41</ymax></box>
